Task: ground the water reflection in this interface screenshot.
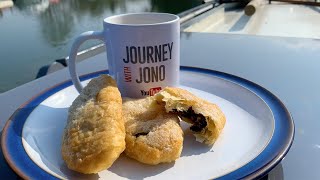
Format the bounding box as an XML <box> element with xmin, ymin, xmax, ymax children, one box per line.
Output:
<box><xmin>14</xmin><ymin>0</ymin><xmax>47</xmax><ymax>14</ymax></box>
<box><xmin>69</xmin><ymin>0</ymin><xmax>126</xmax><ymax>15</ymax></box>
<box><xmin>13</xmin><ymin>0</ymin><xmax>200</xmax><ymax>46</ymax></box>
<box><xmin>39</xmin><ymin>1</ymin><xmax>74</xmax><ymax>46</ymax></box>
<box><xmin>0</xmin><ymin>0</ymin><xmax>201</xmax><ymax>92</ymax></box>
<box><xmin>0</xmin><ymin>1</ymin><xmax>13</xmax><ymax>17</ymax></box>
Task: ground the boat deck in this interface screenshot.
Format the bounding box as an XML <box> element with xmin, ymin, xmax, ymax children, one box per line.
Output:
<box><xmin>184</xmin><ymin>2</ymin><xmax>320</xmax><ymax>39</ymax></box>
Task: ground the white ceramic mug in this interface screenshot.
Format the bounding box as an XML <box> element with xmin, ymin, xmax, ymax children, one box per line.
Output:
<box><xmin>68</xmin><ymin>12</ymin><xmax>180</xmax><ymax>98</ymax></box>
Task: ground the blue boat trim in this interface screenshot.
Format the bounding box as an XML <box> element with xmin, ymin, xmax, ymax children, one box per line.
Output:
<box><xmin>1</xmin><ymin>67</ymin><xmax>294</xmax><ymax>180</ymax></box>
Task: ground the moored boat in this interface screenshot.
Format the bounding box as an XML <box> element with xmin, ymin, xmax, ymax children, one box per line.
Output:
<box><xmin>0</xmin><ymin>1</ymin><xmax>13</xmax><ymax>9</ymax></box>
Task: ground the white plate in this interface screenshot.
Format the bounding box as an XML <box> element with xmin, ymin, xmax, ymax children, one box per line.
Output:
<box><xmin>1</xmin><ymin>67</ymin><xmax>294</xmax><ymax>180</ymax></box>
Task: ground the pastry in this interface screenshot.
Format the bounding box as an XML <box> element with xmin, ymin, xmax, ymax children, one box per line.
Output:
<box><xmin>61</xmin><ymin>75</ymin><xmax>125</xmax><ymax>174</ymax></box>
<box><xmin>122</xmin><ymin>97</ymin><xmax>183</xmax><ymax>165</ymax></box>
<box><xmin>155</xmin><ymin>87</ymin><xmax>226</xmax><ymax>145</ymax></box>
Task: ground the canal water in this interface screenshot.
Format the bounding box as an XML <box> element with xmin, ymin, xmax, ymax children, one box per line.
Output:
<box><xmin>0</xmin><ymin>0</ymin><xmax>201</xmax><ymax>93</ymax></box>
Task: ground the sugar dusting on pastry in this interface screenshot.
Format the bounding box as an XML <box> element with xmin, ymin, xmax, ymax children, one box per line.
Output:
<box><xmin>122</xmin><ymin>97</ymin><xmax>183</xmax><ymax>165</ymax></box>
<box><xmin>61</xmin><ymin>76</ymin><xmax>226</xmax><ymax>174</ymax></box>
<box><xmin>61</xmin><ymin>75</ymin><xmax>125</xmax><ymax>174</ymax></box>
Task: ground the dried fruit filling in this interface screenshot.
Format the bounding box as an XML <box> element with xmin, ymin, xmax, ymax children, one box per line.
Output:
<box><xmin>134</xmin><ymin>132</ymin><xmax>149</xmax><ymax>137</ymax></box>
<box><xmin>172</xmin><ymin>107</ymin><xmax>207</xmax><ymax>132</ymax></box>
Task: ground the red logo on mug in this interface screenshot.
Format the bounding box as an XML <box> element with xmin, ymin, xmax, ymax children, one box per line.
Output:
<box><xmin>149</xmin><ymin>87</ymin><xmax>162</xmax><ymax>96</ymax></box>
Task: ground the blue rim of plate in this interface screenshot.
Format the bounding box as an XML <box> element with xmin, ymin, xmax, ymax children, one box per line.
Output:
<box><xmin>1</xmin><ymin>66</ymin><xmax>294</xmax><ymax>180</ymax></box>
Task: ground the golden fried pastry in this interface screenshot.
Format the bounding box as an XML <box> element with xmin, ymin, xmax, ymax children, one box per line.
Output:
<box><xmin>122</xmin><ymin>97</ymin><xmax>183</xmax><ymax>165</ymax></box>
<box><xmin>155</xmin><ymin>87</ymin><xmax>226</xmax><ymax>145</ymax></box>
<box><xmin>61</xmin><ymin>75</ymin><xmax>125</xmax><ymax>174</ymax></box>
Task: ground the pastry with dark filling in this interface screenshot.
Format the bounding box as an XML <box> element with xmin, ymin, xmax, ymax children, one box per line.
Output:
<box><xmin>122</xmin><ymin>97</ymin><xmax>183</xmax><ymax>165</ymax></box>
<box><xmin>155</xmin><ymin>87</ymin><xmax>226</xmax><ymax>145</ymax></box>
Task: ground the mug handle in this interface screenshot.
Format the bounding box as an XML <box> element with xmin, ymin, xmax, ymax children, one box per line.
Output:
<box><xmin>67</xmin><ymin>31</ymin><xmax>104</xmax><ymax>93</ymax></box>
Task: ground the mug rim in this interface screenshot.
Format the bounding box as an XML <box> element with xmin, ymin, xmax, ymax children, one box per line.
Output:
<box><xmin>103</xmin><ymin>12</ymin><xmax>180</xmax><ymax>26</ymax></box>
